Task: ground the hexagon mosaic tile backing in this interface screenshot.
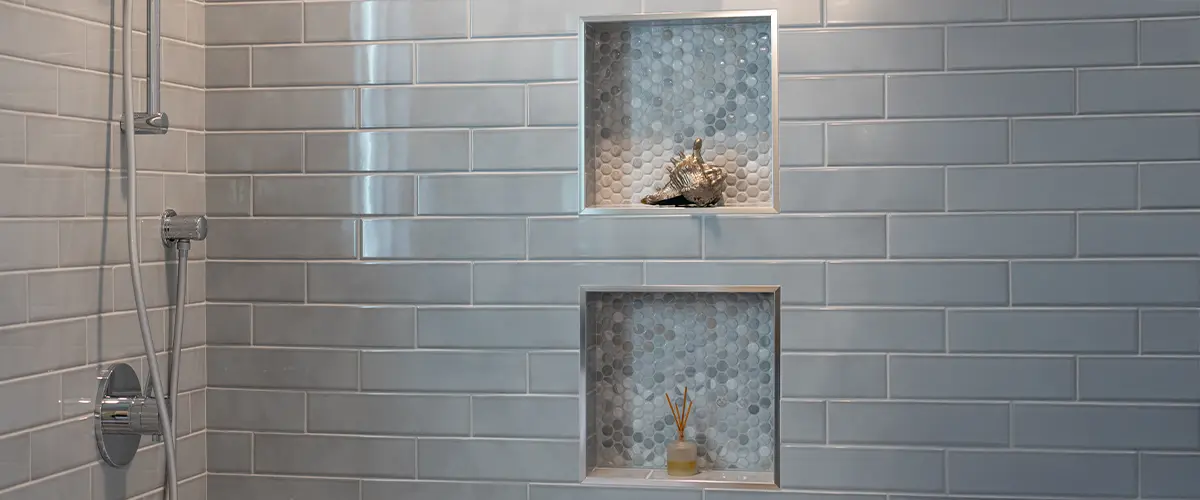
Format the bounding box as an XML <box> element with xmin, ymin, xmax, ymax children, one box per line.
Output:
<box><xmin>587</xmin><ymin>291</ymin><xmax>777</xmax><ymax>472</ymax></box>
<box><xmin>583</xmin><ymin>18</ymin><xmax>775</xmax><ymax>208</ymax></box>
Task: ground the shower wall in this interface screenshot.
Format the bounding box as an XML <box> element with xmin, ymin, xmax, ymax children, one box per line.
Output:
<box><xmin>0</xmin><ymin>0</ymin><xmax>208</xmax><ymax>496</ymax></box>
<box><xmin>200</xmin><ymin>0</ymin><xmax>1200</xmax><ymax>499</ymax></box>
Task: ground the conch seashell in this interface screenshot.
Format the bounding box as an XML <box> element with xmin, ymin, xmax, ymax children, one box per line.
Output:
<box><xmin>641</xmin><ymin>138</ymin><xmax>727</xmax><ymax>207</ymax></box>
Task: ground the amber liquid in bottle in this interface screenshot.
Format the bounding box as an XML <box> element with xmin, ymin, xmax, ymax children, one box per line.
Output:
<box><xmin>666</xmin><ymin>439</ymin><xmax>698</xmax><ymax>476</ymax></box>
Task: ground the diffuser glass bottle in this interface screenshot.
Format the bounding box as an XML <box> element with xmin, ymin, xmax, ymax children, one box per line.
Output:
<box><xmin>665</xmin><ymin>389</ymin><xmax>698</xmax><ymax>476</ymax></box>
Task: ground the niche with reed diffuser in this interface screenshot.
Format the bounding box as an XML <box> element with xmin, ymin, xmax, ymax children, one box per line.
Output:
<box><xmin>579</xmin><ymin>286</ymin><xmax>780</xmax><ymax>488</ymax></box>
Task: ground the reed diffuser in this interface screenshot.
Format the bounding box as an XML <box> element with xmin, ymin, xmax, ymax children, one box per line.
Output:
<box><xmin>664</xmin><ymin>388</ymin><xmax>698</xmax><ymax>476</ymax></box>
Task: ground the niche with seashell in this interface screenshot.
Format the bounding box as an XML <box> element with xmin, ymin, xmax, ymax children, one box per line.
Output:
<box><xmin>579</xmin><ymin>11</ymin><xmax>780</xmax><ymax>214</ymax></box>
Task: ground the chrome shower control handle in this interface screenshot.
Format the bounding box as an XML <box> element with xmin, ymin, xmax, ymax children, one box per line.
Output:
<box><xmin>161</xmin><ymin>209</ymin><xmax>207</xmax><ymax>245</ymax></box>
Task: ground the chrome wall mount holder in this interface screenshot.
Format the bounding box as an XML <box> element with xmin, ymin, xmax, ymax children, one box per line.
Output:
<box><xmin>94</xmin><ymin>363</ymin><xmax>163</xmax><ymax>468</ymax></box>
<box><xmin>122</xmin><ymin>112</ymin><xmax>170</xmax><ymax>135</ymax></box>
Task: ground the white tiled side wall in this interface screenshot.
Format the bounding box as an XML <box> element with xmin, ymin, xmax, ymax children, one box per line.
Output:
<box><xmin>0</xmin><ymin>0</ymin><xmax>207</xmax><ymax>496</ymax></box>
<box><xmin>199</xmin><ymin>0</ymin><xmax>1200</xmax><ymax>499</ymax></box>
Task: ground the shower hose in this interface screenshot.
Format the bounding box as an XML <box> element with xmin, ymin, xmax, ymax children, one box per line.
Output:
<box><xmin>121</xmin><ymin>0</ymin><xmax>180</xmax><ymax>496</ymax></box>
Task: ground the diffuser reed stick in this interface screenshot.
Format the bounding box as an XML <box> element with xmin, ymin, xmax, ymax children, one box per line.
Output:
<box><xmin>664</xmin><ymin>387</ymin><xmax>698</xmax><ymax>476</ymax></box>
<box><xmin>665</xmin><ymin>387</ymin><xmax>695</xmax><ymax>440</ymax></box>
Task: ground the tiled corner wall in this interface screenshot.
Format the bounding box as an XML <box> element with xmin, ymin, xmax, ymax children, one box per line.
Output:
<box><xmin>0</xmin><ymin>0</ymin><xmax>208</xmax><ymax>495</ymax></box>
<box><xmin>203</xmin><ymin>1</ymin><xmax>1200</xmax><ymax>500</ymax></box>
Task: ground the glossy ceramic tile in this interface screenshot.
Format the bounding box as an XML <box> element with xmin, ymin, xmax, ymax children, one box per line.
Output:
<box><xmin>303</xmin><ymin>0</ymin><xmax>468</xmax><ymax>42</ymax></box>
<box><xmin>306</xmin><ymin>131</ymin><xmax>470</xmax><ymax>172</ymax></box>
<box><xmin>253</xmin><ymin>44</ymin><xmax>414</xmax><ymax>86</ymax></box>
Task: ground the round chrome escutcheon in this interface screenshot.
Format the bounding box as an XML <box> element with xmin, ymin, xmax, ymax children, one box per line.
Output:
<box><xmin>94</xmin><ymin>363</ymin><xmax>143</xmax><ymax>468</ymax></box>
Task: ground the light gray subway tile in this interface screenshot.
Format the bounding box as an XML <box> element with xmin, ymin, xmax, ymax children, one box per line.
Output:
<box><xmin>778</xmin><ymin>76</ymin><xmax>882</xmax><ymax>120</ymax></box>
<box><xmin>362</xmin><ymin>218</ymin><xmax>527</xmax><ymax>260</ymax></box>
<box><xmin>304</xmin><ymin>0</ymin><xmax>468</xmax><ymax>42</ymax></box>
<box><xmin>1080</xmin><ymin>68</ymin><xmax>1200</xmax><ymax>114</ymax></box>
<box><xmin>828</xmin><ymin>262</ymin><xmax>1008</xmax><ymax>306</ymax></box>
<box><xmin>0</xmin><ymin>57</ymin><xmax>57</xmax><ymax>113</ymax></box>
<box><xmin>84</xmin><ymin>171</ymin><xmax>165</xmax><ymax>217</ymax></box>
<box><xmin>207</xmin><ymin>219</ymin><xmax>357</xmax><ymax>259</ymax></box>
<box><xmin>1079</xmin><ymin>357</ymin><xmax>1200</xmax><ymax>401</ymax></box>
<box><xmin>254</xmin><ymin>304</ymin><xmax>415</xmax><ymax>348</ymax></box>
<box><xmin>162</xmin><ymin>38</ymin><xmax>204</xmax><ymax>87</ymax></box>
<box><xmin>206</xmin><ymin>3</ymin><xmax>302</xmax><ymax>44</ymax></box>
<box><xmin>29</xmin><ymin>417</ymin><xmax>92</xmax><ymax>479</ymax></box>
<box><xmin>86</xmin><ymin>309</ymin><xmax>168</xmax><ymax>363</ymax></box>
<box><xmin>419</xmin><ymin>39</ymin><xmax>576</xmax><ymax>83</ymax></box>
<box><xmin>1141</xmin><ymin>18</ymin><xmax>1200</xmax><ymax>65</ymax></box>
<box><xmin>308</xmin><ymin>262</ymin><xmax>471</xmax><ymax>304</ymax></box>
<box><xmin>0</xmin><ymin>319</ymin><xmax>87</xmax><ymax>381</ymax></box>
<box><xmin>56</xmin><ymin>69</ymin><xmax>123</xmax><ymax>121</ymax></box>
<box><xmin>164</xmin><ymin>172</ymin><xmax>205</xmax><ymax>214</ymax></box>
<box><xmin>779</xmin><ymin>27</ymin><xmax>943</xmax><ymax>74</ymax></box>
<box><xmin>361</xmin><ymin>350</ymin><xmax>526</xmax><ymax>392</ymax></box>
<box><xmin>532</xmin><ymin>484</ymin><xmax>700</xmax><ymax>500</ymax></box>
<box><xmin>206</xmin><ymin>47</ymin><xmax>249</xmax><ymax>88</ymax></box>
<box><xmin>473</xmin><ymin>395</ymin><xmax>577</xmax><ymax>438</ymax></box>
<box><xmin>1014</xmin><ymin>116</ymin><xmax>1200</xmax><ymax>163</ymax></box>
<box><xmin>0</xmin><ymin>375</ymin><xmax>61</xmax><ymax>434</ymax></box>
<box><xmin>708</xmin><ymin>493</ymin><xmax>882</xmax><ymax>500</ymax></box>
<box><xmin>0</xmin><ymin>113</ymin><xmax>24</xmax><ymax>164</ymax></box>
<box><xmin>208</xmin><ymin>347</ymin><xmax>358</xmax><ymax>390</ymax></box>
<box><xmin>782</xmin><ymin>167</ymin><xmax>940</xmax><ymax>212</ymax></box>
<box><xmin>829</xmin><ymin>120</ymin><xmax>1007</xmax><ymax>166</ymax></box>
<box><xmin>1142</xmin><ymin>163</ymin><xmax>1200</xmax><ymax>209</ymax></box>
<box><xmin>306</xmin><ymin>131</ymin><xmax>469</xmax><ymax>173</ymax></box>
<box><xmin>0</xmin><ymin>468</ymin><xmax>87</xmax><ymax>500</ymax></box>
<box><xmin>26</xmin><ymin>115</ymin><xmax>108</xmax><ymax>168</ymax></box>
<box><xmin>0</xmin><ymin>274</ymin><xmax>25</xmax><ymax>327</ymax></box>
<box><xmin>419</xmin><ymin>438</ymin><xmax>579</xmax><ymax>481</ymax></box>
<box><xmin>206</xmin><ymin>133</ymin><xmax>303</xmax><ymax>174</ymax></box>
<box><xmin>256</xmin><ymin>434</ymin><xmax>416</xmax><ymax>479</ymax></box>
<box><xmin>949</xmin><ymin>310</ymin><xmax>1137</xmax><ymax>354</ymax></box>
<box><xmin>1080</xmin><ymin>213</ymin><xmax>1200</xmax><ymax>257</ymax></box>
<box><xmin>779</xmin><ymin>401</ymin><xmax>826</xmax><ymax>443</ymax></box>
<box><xmin>948</xmin><ymin>164</ymin><xmax>1137</xmax><ymax>211</ymax></box>
<box><xmin>419</xmin><ymin>173</ymin><xmax>576</xmax><ymax>215</ymax></box>
<box><xmin>185</xmin><ymin>260</ymin><xmax>263</xmax><ymax>311</ymax></box>
<box><xmin>827</xmin><ymin>0</ymin><xmax>1005</xmax><ymax>25</ymax></box>
<box><xmin>529</xmin><ymin>82</ymin><xmax>577</xmax><ymax>126</ymax></box>
<box><xmin>890</xmin><ymin>214</ymin><xmax>1075</xmax><ymax>258</ymax></box>
<box><xmin>781</xmin><ymin>309</ymin><xmax>944</xmax><ymax>352</ymax></box>
<box><xmin>0</xmin><ymin>3</ymin><xmax>86</xmax><ymax>67</ymax></box>
<box><xmin>207</xmin><ymin>388</ymin><xmax>305</xmax><ymax>432</ymax></box>
<box><xmin>206</xmin><ymin>176</ymin><xmax>251</xmax><ymax>216</ymax></box>
<box><xmin>948</xmin><ymin>450</ymin><xmax>1136</xmax><ymax>497</ymax></box>
<box><xmin>529</xmin><ymin>351</ymin><xmax>579</xmax><ymax>393</ymax></box>
<box><xmin>1143</xmin><ymin>310</ymin><xmax>1200</xmax><ymax>354</ymax></box>
<box><xmin>364</xmin><ymin>481</ymin><xmax>527</xmax><ymax>500</ymax></box>
<box><xmin>1012</xmin><ymin>261</ymin><xmax>1200</xmax><ymax>306</ymax></box>
<box><xmin>472</xmin><ymin>0</ymin><xmax>640</xmax><ymax>36</ymax></box>
<box><xmin>308</xmin><ymin>393</ymin><xmax>470</xmax><ymax>436</ymax></box>
<box><xmin>253</xmin><ymin>44</ymin><xmax>413</xmax><ymax>86</ymax></box>
<box><xmin>208</xmin><ymin>475</ymin><xmax>360</xmax><ymax>500</ymax></box>
<box><xmin>1014</xmin><ymin>403</ymin><xmax>1200</xmax><ymax>450</ymax></box>
<box><xmin>208</xmin><ymin>304</ymin><xmax>251</xmax><ymax>345</ymax></box>
<box><xmin>829</xmin><ymin>402</ymin><xmax>1009</xmax><ymax>447</ymax></box>
<box><xmin>207</xmin><ymin>89</ymin><xmax>357</xmax><ymax>131</ymax></box>
<box><xmin>83</xmin><ymin>25</ymin><xmax>147</xmax><ymax>77</ymax></box>
<box><xmin>208</xmin><ymin>432</ymin><xmax>252</xmax><ymax>473</ymax></box>
<box><xmin>254</xmin><ymin>175</ymin><xmax>415</xmax><ymax>216</ymax></box>
<box><xmin>1144</xmin><ymin>454</ymin><xmax>1200</xmax><ymax>498</ymax></box>
<box><xmin>0</xmin><ymin>434</ymin><xmax>28</xmax><ymax>490</ymax></box>
<box><xmin>28</xmin><ymin>268</ymin><xmax>112</xmax><ymax>320</ymax></box>
<box><xmin>61</xmin><ymin>366</ymin><xmax>99</xmax><ymax>418</ymax></box>
<box><xmin>891</xmin><ymin>355</ymin><xmax>1076</xmax><ymax>400</ymax></box>
<box><xmin>1011</xmin><ymin>0</ymin><xmax>1200</xmax><ymax>20</ymax></box>
<box><xmin>161</xmin><ymin>82</ymin><xmax>205</xmax><ymax>131</ymax></box>
<box><xmin>778</xmin><ymin>122</ymin><xmax>823</xmax><ymax>167</ymax></box>
<box><xmin>112</xmin><ymin>262</ymin><xmax>180</xmax><ymax>310</ymax></box>
<box><xmin>529</xmin><ymin>216</ymin><xmax>701</xmax><ymax>259</ymax></box>
<box><xmin>646</xmin><ymin>261</ymin><xmax>824</xmax><ymax>305</ymax></box>
<box><xmin>474</xmin><ymin>128</ymin><xmax>576</xmax><ymax>171</ymax></box>
<box><xmin>361</xmin><ymin>86</ymin><xmax>524</xmax><ymax>128</ymax></box>
<box><xmin>0</xmin><ymin>166</ymin><xmax>87</xmax><ymax>217</ymax></box>
<box><xmin>474</xmin><ymin>262</ymin><xmax>641</xmax><ymax>305</ymax></box>
<box><xmin>419</xmin><ymin>307</ymin><xmax>578</xmax><ymax>349</ymax></box>
<box><xmin>888</xmin><ymin>70</ymin><xmax>1074</xmax><ymax>118</ymax></box>
<box><xmin>0</xmin><ymin>221</ymin><xmax>58</xmax><ymax>271</ymax></box>
<box><xmin>780</xmin><ymin>446</ymin><xmax>944</xmax><ymax>492</ymax></box>
<box><xmin>947</xmin><ymin>22</ymin><xmax>1136</xmax><ymax>69</ymax></box>
<box><xmin>781</xmin><ymin>354</ymin><xmax>886</xmax><ymax>398</ymax></box>
<box><xmin>705</xmin><ymin>216</ymin><xmax>884</xmax><ymax>258</ymax></box>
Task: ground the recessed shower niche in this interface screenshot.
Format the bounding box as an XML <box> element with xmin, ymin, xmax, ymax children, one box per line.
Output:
<box><xmin>580</xmin><ymin>286</ymin><xmax>780</xmax><ymax>488</ymax></box>
<box><xmin>579</xmin><ymin>11</ymin><xmax>780</xmax><ymax>214</ymax></box>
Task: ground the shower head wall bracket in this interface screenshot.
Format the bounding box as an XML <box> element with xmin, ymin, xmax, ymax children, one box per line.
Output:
<box><xmin>95</xmin><ymin>363</ymin><xmax>163</xmax><ymax>468</ymax></box>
